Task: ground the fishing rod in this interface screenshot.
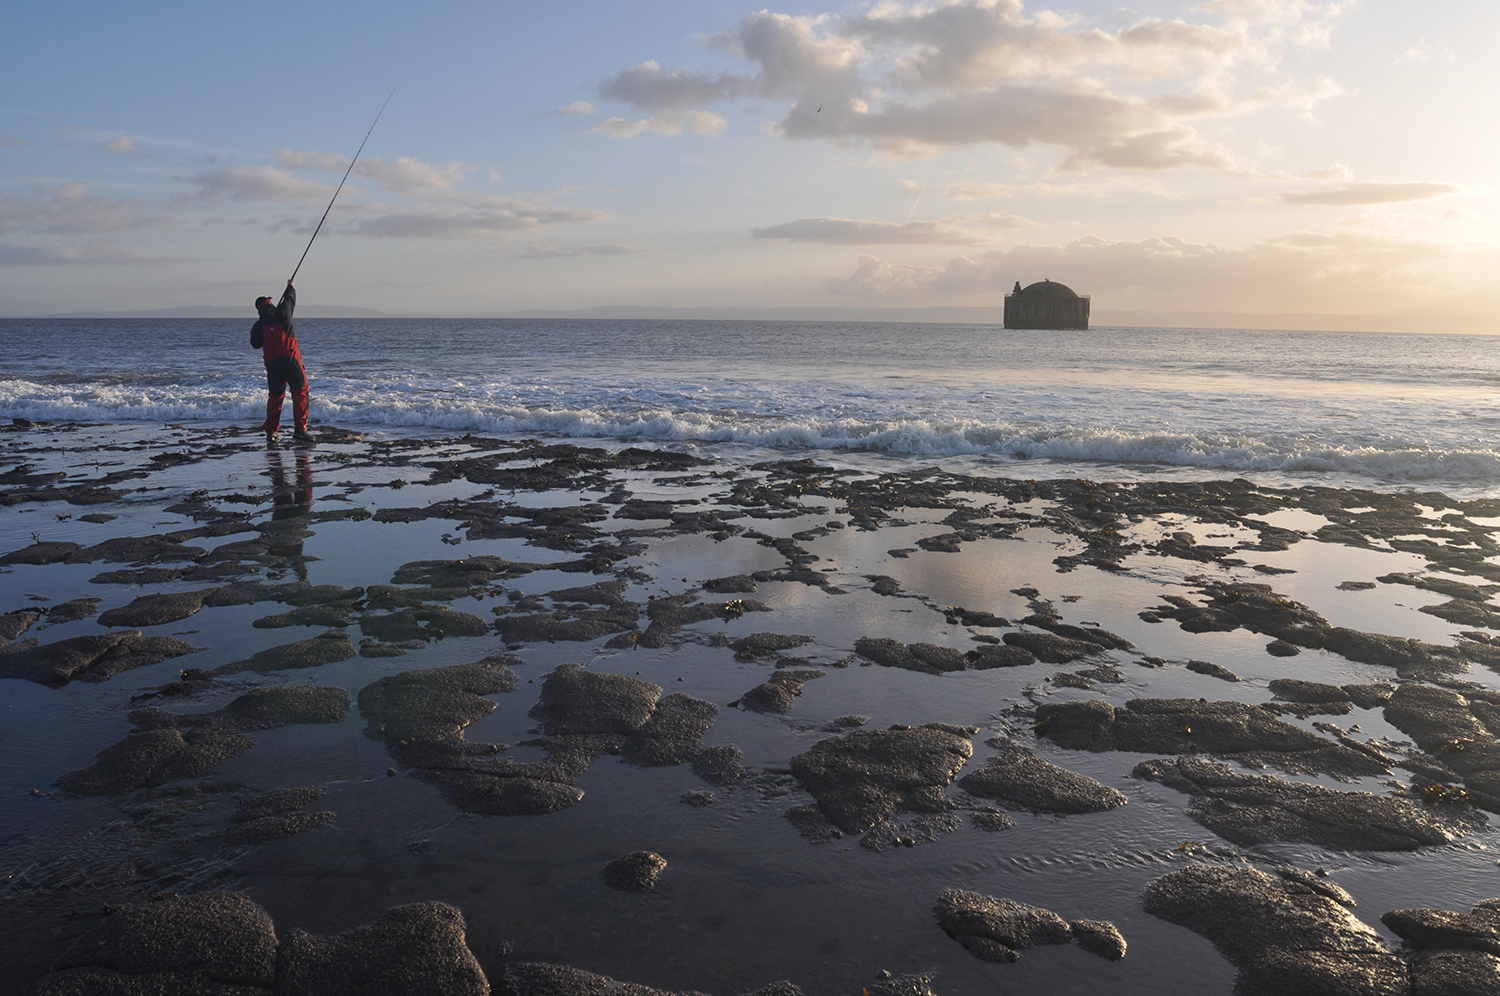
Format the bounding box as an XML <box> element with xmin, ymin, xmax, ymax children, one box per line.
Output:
<box><xmin>288</xmin><ymin>89</ymin><xmax>395</xmax><ymax>283</ymax></box>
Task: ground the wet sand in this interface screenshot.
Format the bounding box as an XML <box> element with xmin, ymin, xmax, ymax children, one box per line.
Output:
<box><xmin>3</xmin><ymin>420</ymin><xmax>1500</xmax><ymax>995</ymax></box>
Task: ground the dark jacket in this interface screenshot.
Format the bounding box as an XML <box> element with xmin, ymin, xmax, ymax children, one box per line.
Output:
<box><xmin>250</xmin><ymin>285</ymin><xmax>298</xmax><ymax>362</ymax></box>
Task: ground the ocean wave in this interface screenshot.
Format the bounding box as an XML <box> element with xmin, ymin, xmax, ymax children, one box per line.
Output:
<box><xmin>3</xmin><ymin>372</ymin><xmax>1499</xmax><ymax>484</ymax></box>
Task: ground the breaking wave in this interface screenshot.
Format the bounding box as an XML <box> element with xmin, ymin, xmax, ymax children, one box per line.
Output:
<box><xmin>3</xmin><ymin>367</ymin><xmax>1498</xmax><ymax>486</ymax></box>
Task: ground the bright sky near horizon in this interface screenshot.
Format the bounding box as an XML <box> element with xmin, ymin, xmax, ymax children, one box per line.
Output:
<box><xmin>2</xmin><ymin>1</ymin><xmax>1496</xmax><ymax>321</ymax></box>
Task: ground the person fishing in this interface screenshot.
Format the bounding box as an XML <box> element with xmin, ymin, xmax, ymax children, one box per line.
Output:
<box><xmin>250</xmin><ymin>279</ymin><xmax>313</xmax><ymax>444</ymax></box>
<box><xmin>246</xmin><ymin>90</ymin><xmax>393</xmax><ymax>447</ymax></box>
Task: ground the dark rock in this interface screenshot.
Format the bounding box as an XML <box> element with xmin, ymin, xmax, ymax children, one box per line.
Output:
<box><xmin>498</xmin><ymin>961</ymin><xmax>719</xmax><ymax>996</ymax></box>
<box><xmin>868</xmin><ymin>575</ymin><xmax>901</xmax><ymax>596</ymax></box>
<box><xmin>704</xmin><ymin>575</ymin><xmax>757</xmax><ymax>593</ymax></box>
<box><xmin>232</xmin><ymin>785</ymin><xmax>327</xmax><ymax>823</ymax></box>
<box><xmin>529</xmin><ymin>664</ymin><xmax>661</xmax><ymax>735</ymax></box>
<box><xmin>1186</xmin><ymin>659</ymin><xmax>1240</xmax><ymax>682</ymax></box>
<box><xmin>789</xmin><ymin>725</ymin><xmax>973</xmax><ymax>834</ymax></box>
<box><xmin>933</xmin><ymin>890</ymin><xmax>1071</xmax><ymax>963</ymax></box>
<box><xmin>1142</xmin><ymin>866</ymin><xmax>1409</xmax><ymax>996</ymax></box>
<box><xmin>603</xmin><ymin>851</ymin><xmax>667</xmax><ymax>893</ymax></box>
<box><xmin>1344</xmin><ymin>683</ymin><xmax>1396</xmax><ymax>709</ymax></box>
<box><xmin>1382</xmin><ymin>899</ymin><xmax>1500</xmax><ymax>956</ymax></box>
<box><xmin>860</xmin><ymin>812</ymin><xmax>962</xmax><ymax>852</ymax></box>
<box><xmin>854</xmin><ymin>637</ymin><xmax>966</xmax><ymax>674</ymax></box>
<box><xmin>692</xmin><ymin>744</ymin><xmax>745</xmax><ymax>785</ymax></box>
<box><xmin>212</xmin><ymin>631</ymin><xmax>356</xmax><ymax>675</ymax></box>
<box><xmin>64</xmin><ymin>535</ymin><xmax>206</xmax><ymax>565</ymax></box>
<box><xmin>58</xmin><ymin>687</ymin><xmax>349</xmax><ymax>796</ymax></box>
<box><xmin>1070</xmin><ymin>920</ymin><xmax>1126</xmax><ymax>960</ymax></box>
<box><xmin>0</xmin><ymin>630</ymin><xmax>195</xmax><ymax>685</ymax></box>
<box><xmin>1001</xmin><ymin>630</ymin><xmax>1101</xmax><ymax>664</ymax></box>
<box><xmin>45</xmin><ymin>598</ymin><xmax>101</xmax><ymax>624</ymax></box>
<box><xmin>495</xmin><ymin>606</ymin><xmax>639</xmax><ymax>644</ymax></box>
<box><xmin>1269</xmin><ymin>678</ymin><xmax>1350</xmax><ymax>703</ymax></box>
<box><xmin>958</xmin><ymin>739</ymin><xmax>1127</xmax><ymax>815</ymax></box>
<box><xmin>0</xmin><ymin>608</ymin><xmax>42</xmax><ymax>642</ymax></box>
<box><xmin>277</xmin><ymin>902</ymin><xmax>487</xmax><ymax>996</ymax></box>
<box><xmin>681</xmin><ymin>789</ymin><xmax>714</xmax><ymax>806</ymax></box>
<box><xmin>1266</xmin><ymin>639</ymin><xmax>1301</xmax><ymax>657</ymax></box>
<box><xmin>823</xmin><ymin>715</ymin><xmax>868</xmax><ymax>731</ymax></box>
<box><xmin>225</xmin><ymin>810</ymin><xmax>335</xmax><ymax>845</ymax></box>
<box><xmin>970</xmin><ymin>808</ymin><xmax>1015</xmax><ymax>831</ymax></box>
<box><xmin>740</xmin><ymin>674</ymin><xmax>803</xmax><ymax>714</ymax></box>
<box><xmin>622</xmin><ymin>694</ymin><xmax>718</xmax><ymax>765</ymax></box>
<box><xmin>54</xmin><ymin>892</ymin><xmax>277</xmax><ymax>988</ymax></box>
<box><xmin>253</xmin><ymin>605</ymin><xmax>351</xmax><ymax>629</ymax></box>
<box><xmin>730</xmin><ymin>633</ymin><xmax>812</xmax><ymax>657</ymax></box>
<box><xmin>1338</xmin><ymin>581</ymin><xmax>1378</xmax><ymax>591</ymax></box>
<box><xmin>97</xmin><ymin>590</ymin><xmax>212</xmax><ymax>628</ymax></box>
<box><xmin>1409</xmin><ymin>949</ymin><xmax>1500</xmax><ymax>996</ymax></box>
<box><xmin>361</xmin><ymin>606</ymin><xmax>489</xmax><ymax>642</ymax></box>
<box><xmin>965</xmin><ymin>644</ymin><xmax>1036</xmax><ymax>669</ymax></box>
<box><xmin>1135</xmin><ymin>755</ymin><xmax>1478</xmax><ymax>850</ymax></box>
<box><xmin>1036</xmin><ymin>697</ymin><xmax>1389</xmax><ymax>778</ymax></box>
<box><xmin>0</xmin><ymin>540</ymin><xmax>81</xmax><ymax>565</ymax></box>
<box><xmin>358</xmin><ymin>657</ymin><xmax>518</xmax><ymax>741</ymax></box>
<box><xmin>1383</xmin><ymin>683</ymin><xmax>1500</xmax><ymax>809</ymax></box>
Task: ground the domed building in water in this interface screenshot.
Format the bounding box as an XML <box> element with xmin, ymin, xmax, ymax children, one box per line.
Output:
<box><xmin>1003</xmin><ymin>279</ymin><xmax>1090</xmax><ymax>330</ymax></box>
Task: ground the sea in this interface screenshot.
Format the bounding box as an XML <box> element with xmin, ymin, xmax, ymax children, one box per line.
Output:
<box><xmin>3</xmin><ymin>317</ymin><xmax>1500</xmax><ymax>495</ymax></box>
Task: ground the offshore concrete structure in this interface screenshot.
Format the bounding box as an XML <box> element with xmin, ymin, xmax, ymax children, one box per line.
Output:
<box><xmin>1003</xmin><ymin>279</ymin><xmax>1090</xmax><ymax>330</ymax></box>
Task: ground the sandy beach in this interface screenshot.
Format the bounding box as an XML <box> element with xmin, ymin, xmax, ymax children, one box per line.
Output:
<box><xmin>1</xmin><ymin>417</ymin><xmax>1498</xmax><ymax>994</ymax></box>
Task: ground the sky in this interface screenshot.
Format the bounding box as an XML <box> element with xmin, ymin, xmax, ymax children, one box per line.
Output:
<box><xmin>2</xmin><ymin>0</ymin><xmax>1497</xmax><ymax>324</ymax></box>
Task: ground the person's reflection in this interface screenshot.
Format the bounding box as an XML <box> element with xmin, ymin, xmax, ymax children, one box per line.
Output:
<box><xmin>264</xmin><ymin>449</ymin><xmax>314</xmax><ymax>581</ymax></box>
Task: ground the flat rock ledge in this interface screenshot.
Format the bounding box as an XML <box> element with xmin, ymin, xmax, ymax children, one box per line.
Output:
<box><xmin>1142</xmin><ymin>865</ymin><xmax>1500</xmax><ymax>996</ymax></box>
<box><xmin>0</xmin><ymin>630</ymin><xmax>195</xmax><ymax>685</ymax></box>
<box><xmin>56</xmin><ymin>686</ymin><xmax>350</xmax><ymax>796</ymax></box>
<box><xmin>1036</xmin><ymin>697</ymin><xmax>1390</xmax><ymax>779</ymax></box>
<box><xmin>933</xmin><ymin>889</ymin><xmax>1125</xmax><ymax>963</ymax></box>
<box><xmin>789</xmin><ymin>724</ymin><xmax>975</xmax><ymax>835</ymax></box>
<box><xmin>21</xmin><ymin>895</ymin><xmax>487</xmax><ymax>996</ymax></box>
<box><xmin>1135</xmin><ymin>755</ymin><xmax>1482</xmax><ymax>851</ymax></box>
<box><xmin>958</xmin><ymin>737</ymin><xmax>1127</xmax><ymax>815</ymax></box>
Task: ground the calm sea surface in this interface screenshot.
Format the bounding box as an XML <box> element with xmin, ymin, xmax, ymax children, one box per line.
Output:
<box><xmin>4</xmin><ymin>318</ymin><xmax>1499</xmax><ymax>494</ymax></box>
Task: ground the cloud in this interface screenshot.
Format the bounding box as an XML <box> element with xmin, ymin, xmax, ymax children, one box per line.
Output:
<box><xmin>516</xmin><ymin>243</ymin><xmax>655</xmax><ymax>257</ymax></box>
<box><xmin>1396</xmin><ymin>39</ymin><xmax>1457</xmax><ymax>64</ymax></box>
<box><xmin>588</xmin><ymin>1</ymin><xmax>1353</xmax><ymax>167</ymax></box>
<box><xmin>827</xmin><ymin>229</ymin><xmax>1499</xmax><ymax>313</ymax></box>
<box><xmin>590</xmin><ymin>110</ymin><xmax>726</xmax><ymax>138</ymax></box>
<box><xmin>555</xmin><ymin>100</ymin><xmax>597</xmax><ymax>115</ymax></box>
<box><xmin>0</xmin><ymin>240</ymin><xmax>172</xmax><ymax>267</ymax></box>
<box><xmin>343</xmin><ymin>201</ymin><xmax>610</xmax><ymax>240</ymax></box>
<box><xmin>97</xmin><ymin>135</ymin><xmax>142</xmax><ymax>155</ymax></box>
<box><xmin>0</xmin><ymin>135</ymin><xmax>26</xmax><ymax>148</ymax></box>
<box><xmin>752</xmin><ymin>212</ymin><xmax>1032</xmax><ymax>244</ymax></box>
<box><xmin>276</xmin><ymin>149</ymin><xmax>471</xmax><ymax>195</ymax></box>
<box><xmin>0</xmin><ymin>183</ymin><xmax>168</xmax><ymax>234</ymax></box>
<box><xmin>1280</xmin><ymin>182</ymin><xmax>1459</xmax><ymax>206</ymax></box>
<box><xmin>184</xmin><ymin>166</ymin><xmax>336</xmax><ymax>204</ymax></box>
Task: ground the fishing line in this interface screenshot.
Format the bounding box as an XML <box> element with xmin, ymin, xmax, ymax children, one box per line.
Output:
<box><xmin>289</xmin><ymin>89</ymin><xmax>395</xmax><ymax>282</ymax></box>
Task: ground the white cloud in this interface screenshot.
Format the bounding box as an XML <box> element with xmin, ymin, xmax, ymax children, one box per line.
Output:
<box><xmin>1395</xmin><ymin>38</ymin><xmax>1457</xmax><ymax>65</ymax></box>
<box><xmin>276</xmin><ymin>149</ymin><xmax>470</xmax><ymax>196</ymax></box>
<box><xmin>185</xmin><ymin>166</ymin><xmax>336</xmax><ymax>204</ymax></box>
<box><xmin>516</xmin><ymin>243</ymin><xmax>655</xmax><ymax>257</ymax></box>
<box><xmin>556</xmin><ymin>100</ymin><xmax>597</xmax><ymax>115</ymax></box>
<box><xmin>752</xmin><ymin>212</ymin><xmax>1032</xmax><ymax>244</ymax></box>
<box><xmin>343</xmin><ymin>200</ymin><xmax>610</xmax><ymax>240</ymax></box>
<box><xmin>97</xmin><ymin>135</ymin><xmax>142</xmax><ymax>155</ymax></box>
<box><xmin>588</xmin><ymin>1</ymin><xmax>1352</xmax><ymax>167</ymax></box>
<box><xmin>0</xmin><ymin>240</ymin><xmax>172</xmax><ymax>267</ymax></box>
<box><xmin>1279</xmin><ymin>181</ymin><xmax>1459</xmax><ymax>206</ymax></box>
<box><xmin>0</xmin><ymin>135</ymin><xmax>26</xmax><ymax>148</ymax></box>
<box><xmin>0</xmin><ymin>183</ymin><xmax>168</xmax><ymax>234</ymax></box>
<box><xmin>590</xmin><ymin>110</ymin><xmax>726</xmax><ymax>139</ymax></box>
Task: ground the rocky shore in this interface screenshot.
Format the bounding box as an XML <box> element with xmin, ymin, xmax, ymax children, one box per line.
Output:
<box><xmin>3</xmin><ymin>419</ymin><xmax>1500</xmax><ymax>994</ymax></box>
